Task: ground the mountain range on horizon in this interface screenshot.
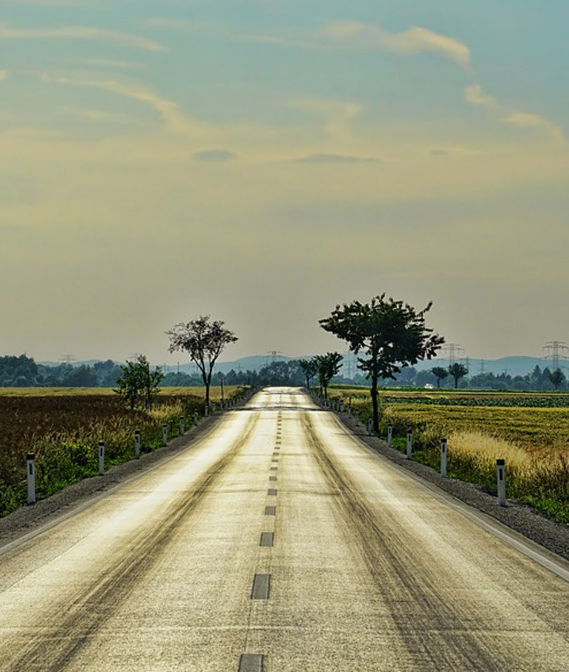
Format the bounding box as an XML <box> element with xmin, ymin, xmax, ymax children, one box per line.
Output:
<box><xmin>37</xmin><ymin>354</ymin><xmax>564</xmax><ymax>378</ymax></box>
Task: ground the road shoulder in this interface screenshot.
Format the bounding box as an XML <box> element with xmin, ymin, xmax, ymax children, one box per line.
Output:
<box><xmin>330</xmin><ymin>408</ymin><xmax>569</xmax><ymax>565</ymax></box>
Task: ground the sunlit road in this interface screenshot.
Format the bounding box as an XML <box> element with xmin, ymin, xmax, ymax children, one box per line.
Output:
<box><xmin>1</xmin><ymin>388</ymin><xmax>568</xmax><ymax>672</ymax></box>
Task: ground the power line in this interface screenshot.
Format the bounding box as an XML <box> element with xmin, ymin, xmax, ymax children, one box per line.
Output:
<box><xmin>542</xmin><ymin>341</ymin><xmax>569</xmax><ymax>371</ymax></box>
<box><xmin>441</xmin><ymin>343</ymin><xmax>465</xmax><ymax>366</ymax></box>
<box><xmin>266</xmin><ymin>350</ymin><xmax>284</xmax><ymax>365</ymax></box>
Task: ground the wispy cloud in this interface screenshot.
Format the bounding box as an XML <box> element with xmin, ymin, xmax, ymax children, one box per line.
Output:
<box><xmin>192</xmin><ymin>149</ymin><xmax>237</xmax><ymax>162</ymax></box>
<box><xmin>293</xmin><ymin>153</ymin><xmax>379</xmax><ymax>164</ymax></box>
<box><xmin>319</xmin><ymin>21</ymin><xmax>471</xmax><ymax>67</ymax></box>
<box><xmin>504</xmin><ymin>112</ymin><xmax>564</xmax><ymax>141</ymax></box>
<box><xmin>72</xmin><ymin>58</ymin><xmax>145</xmax><ymax>70</ymax></box>
<box><xmin>464</xmin><ymin>84</ymin><xmax>497</xmax><ymax>108</ymax></box>
<box><xmin>287</xmin><ymin>98</ymin><xmax>362</xmax><ymax>142</ymax></box>
<box><xmin>42</xmin><ymin>73</ymin><xmax>201</xmax><ymax>136</ymax></box>
<box><xmin>60</xmin><ymin>106</ymin><xmax>140</xmax><ymax>123</ymax></box>
<box><xmin>145</xmin><ymin>18</ymin><xmax>197</xmax><ymax>30</ymax></box>
<box><xmin>0</xmin><ymin>24</ymin><xmax>166</xmax><ymax>52</ymax></box>
<box><xmin>464</xmin><ymin>83</ymin><xmax>564</xmax><ymax>141</ymax></box>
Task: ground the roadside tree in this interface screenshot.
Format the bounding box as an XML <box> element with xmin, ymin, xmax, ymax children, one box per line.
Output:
<box><xmin>314</xmin><ymin>353</ymin><xmax>343</xmax><ymax>400</ymax></box>
<box><xmin>167</xmin><ymin>316</ymin><xmax>238</xmax><ymax>412</ymax></box>
<box><xmin>320</xmin><ymin>294</ymin><xmax>444</xmax><ymax>432</ymax></box>
<box><xmin>448</xmin><ymin>362</ymin><xmax>469</xmax><ymax>389</ymax></box>
<box><xmin>299</xmin><ymin>358</ymin><xmax>318</xmax><ymax>390</ymax></box>
<box><xmin>431</xmin><ymin>366</ymin><xmax>449</xmax><ymax>389</ymax></box>
<box><xmin>115</xmin><ymin>355</ymin><xmax>164</xmax><ymax>411</ymax></box>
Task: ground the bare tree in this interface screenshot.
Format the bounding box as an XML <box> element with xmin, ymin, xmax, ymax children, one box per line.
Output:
<box><xmin>167</xmin><ymin>316</ymin><xmax>238</xmax><ymax>411</ymax></box>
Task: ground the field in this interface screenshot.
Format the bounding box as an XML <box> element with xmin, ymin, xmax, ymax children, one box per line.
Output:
<box><xmin>0</xmin><ymin>386</ymin><xmax>247</xmax><ymax>517</ymax></box>
<box><xmin>328</xmin><ymin>387</ymin><xmax>569</xmax><ymax>523</ymax></box>
<box><xmin>0</xmin><ymin>385</ymin><xmax>241</xmax><ymax>398</ymax></box>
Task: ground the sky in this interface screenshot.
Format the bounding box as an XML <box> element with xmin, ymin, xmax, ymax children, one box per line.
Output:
<box><xmin>1</xmin><ymin>0</ymin><xmax>568</xmax><ymax>364</ymax></box>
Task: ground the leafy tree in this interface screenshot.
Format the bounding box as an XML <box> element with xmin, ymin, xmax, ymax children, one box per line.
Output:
<box><xmin>299</xmin><ymin>358</ymin><xmax>318</xmax><ymax>390</ymax></box>
<box><xmin>320</xmin><ymin>294</ymin><xmax>444</xmax><ymax>432</ymax></box>
<box><xmin>314</xmin><ymin>353</ymin><xmax>343</xmax><ymax>400</ymax></box>
<box><xmin>115</xmin><ymin>355</ymin><xmax>164</xmax><ymax>410</ymax></box>
<box><xmin>431</xmin><ymin>366</ymin><xmax>449</xmax><ymax>388</ymax></box>
<box><xmin>63</xmin><ymin>365</ymin><xmax>98</xmax><ymax>388</ymax></box>
<box><xmin>448</xmin><ymin>362</ymin><xmax>469</xmax><ymax>388</ymax></box>
<box><xmin>167</xmin><ymin>316</ymin><xmax>238</xmax><ymax>411</ymax></box>
<box><xmin>549</xmin><ymin>368</ymin><xmax>566</xmax><ymax>390</ymax></box>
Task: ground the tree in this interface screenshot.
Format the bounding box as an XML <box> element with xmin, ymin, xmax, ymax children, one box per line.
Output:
<box><xmin>549</xmin><ymin>368</ymin><xmax>566</xmax><ymax>390</ymax></box>
<box><xmin>115</xmin><ymin>355</ymin><xmax>164</xmax><ymax>410</ymax></box>
<box><xmin>431</xmin><ymin>366</ymin><xmax>449</xmax><ymax>389</ymax></box>
<box><xmin>314</xmin><ymin>353</ymin><xmax>343</xmax><ymax>400</ymax></box>
<box><xmin>167</xmin><ymin>316</ymin><xmax>238</xmax><ymax>411</ymax></box>
<box><xmin>320</xmin><ymin>294</ymin><xmax>444</xmax><ymax>432</ymax></box>
<box><xmin>299</xmin><ymin>358</ymin><xmax>318</xmax><ymax>390</ymax></box>
<box><xmin>448</xmin><ymin>362</ymin><xmax>468</xmax><ymax>389</ymax></box>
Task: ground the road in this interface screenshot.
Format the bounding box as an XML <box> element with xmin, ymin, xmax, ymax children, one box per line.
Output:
<box><xmin>0</xmin><ymin>387</ymin><xmax>568</xmax><ymax>672</ymax></box>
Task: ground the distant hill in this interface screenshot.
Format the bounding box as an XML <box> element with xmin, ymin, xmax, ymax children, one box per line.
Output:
<box><xmin>414</xmin><ymin>356</ymin><xmax>550</xmax><ymax>377</ymax></box>
<box><xmin>37</xmin><ymin>354</ymin><xmax>556</xmax><ymax>378</ymax></box>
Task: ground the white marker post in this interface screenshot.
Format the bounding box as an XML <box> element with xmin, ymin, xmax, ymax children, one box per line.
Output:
<box><xmin>497</xmin><ymin>459</ymin><xmax>506</xmax><ymax>506</ymax></box>
<box><xmin>98</xmin><ymin>441</ymin><xmax>105</xmax><ymax>476</ymax></box>
<box><xmin>440</xmin><ymin>438</ymin><xmax>448</xmax><ymax>477</ymax></box>
<box><xmin>180</xmin><ymin>416</ymin><xmax>185</xmax><ymax>435</ymax></box>
<box><xmin>162</xmin><ymin>424</ymin><xmax>168</xmax><ymax>447</ymax></box>
<box><xmin>134</xmin><ymin>430</ymin><xmax>141</xmax><ymax>459</ymax></box>
<box><xmin>26</xmin><ymin>453</ymin><xmax>36</xmax><ymax>505</ymax></box>
<box><xmin>194</xmin><ymin>411</ymin><xmax>199</xmax><ymax>425</ymax></box>
<box><xmin>367</xmin><ymin>418</ymin><xmax>373</xmax><ymax>436</ymax></box>
<box><xmin>387</xmin><ymin>425</ymin><xmax>393</xmax><ymax>448</ymax></box>
<box><xmin>406</xmin><ymin>431</ymin><xmax>413</xmax><ymax>458</ymax></box>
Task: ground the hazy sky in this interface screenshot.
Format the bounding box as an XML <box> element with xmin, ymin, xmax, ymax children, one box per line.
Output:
<box><xmin>1</xmin><ymin>0</ymin><xmax>568</xmax><ymax>364</ymax></box>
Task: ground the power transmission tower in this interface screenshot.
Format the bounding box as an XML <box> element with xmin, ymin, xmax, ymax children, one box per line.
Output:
<box><xmin>441</xmin><ymin>343</ymin><xmax>464</xmax><ymax>366</ymax></box>
<box><xmin>542</xmin><ymin>341</ymin><xmax>569</xmax><ymax>371</ymax></box>
<box><xmin>59</xmin><ymin>355</ymin><xmax>76</xmax><ymax>365</ymax></box>
<box><xmin>266</xmin><ymin>351</ymin><xmax>284</xmax><ymax>365</ymax></box>
<box><xmin>479</xmin><ymin>359</ymin><xmax>486</xmax><ymax>374</ymax></box>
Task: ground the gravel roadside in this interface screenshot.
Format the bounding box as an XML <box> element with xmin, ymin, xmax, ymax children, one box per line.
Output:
<box><xmin>337</xmin><ymin>409</ymin><xmax>569</xmax><ymax>562</ymax></box>
<box><xmin>0</xmin><ymin>410</ymin><xmax>227</xmax><ymax>549</ymax></box>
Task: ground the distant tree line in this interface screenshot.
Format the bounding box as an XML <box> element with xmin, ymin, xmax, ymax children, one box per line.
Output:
<box><xmin>0</xmin><ymin>355</ymin><xmax>123</xmax><ymax>388</ymax></box>
<box><xmin>382</xmin><ymin>363</ymin><xmax>568</xmax><ymax>391</ymax></box>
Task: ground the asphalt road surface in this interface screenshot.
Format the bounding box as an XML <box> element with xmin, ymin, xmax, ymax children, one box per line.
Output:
<box><xmin>1</xmin><ymin>388</ymin><xmax>568</xmax><ymax>672</ymax></box>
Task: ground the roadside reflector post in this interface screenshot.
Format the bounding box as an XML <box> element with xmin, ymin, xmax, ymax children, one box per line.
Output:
<box><xmin>98</xmin><ymin>441</ymin><xmax>105</xmax><ymax>476</ymax></box>
<box><xmin>367</xmin><ymin>418</ymin><xmax>373</xmax><ymax>436</ymax></box>
<box><xmin>134</xmin><ymin>430</ymin><xmax>141</xmax><ymax>459</ymax></box>
<box><xmin>387</xmin><ymin>425</ymin><xmax>393</xmax><ymax>448</ymax></box>
<box><xmin>26</xmin><ymin>453</ymin><xmax>36</xmax><ymax>505</ymax></box>
<box><xmin>194</xmin><ymin>411</ymin><xmax>199</xmax><ymax>425</ymax></box>
<box><xmin>406</xmin><ymin>431</ymin><xmax>413</xmax><ymax>458</ymax></box>
<box><xmin>180</xmin><ymin>416</ymin><xmax>185</xmax><ymax>435</ymax></box>
<box><xmin>440</xmin><ymin>438</ymin><xmax>448</xmax><ymax>477</ymax></box>
<box><xmin>497</xmin><ymin>459</ymin><xmax>506</xmax><ymax>506</ymax></box>
<box><xmin>205</xmin><ymin>404</ymin><xmax>209</xmax><ymax>417</ymax></box>
<box><xmin>162</xmin><ymin>424</ymin><xmax>168</xmax><ymax>447</ymax></box>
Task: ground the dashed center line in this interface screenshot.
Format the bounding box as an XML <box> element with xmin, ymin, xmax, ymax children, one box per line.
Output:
<box><xmin>251</xmin><ymin>573</ymin><xmax>271</xmax><ymax>599</ymax></box>
<box><xmin>239</xmin><ymin>653</ymin><xmax>264</xmax><ymax>672</ymax></box>
<box><xmin>260</xmin><ymin>532</ymin><xmax>274</xmax><ymax>547</ymax></box>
